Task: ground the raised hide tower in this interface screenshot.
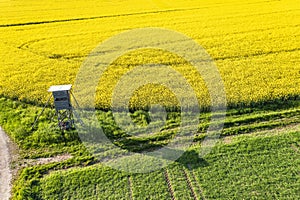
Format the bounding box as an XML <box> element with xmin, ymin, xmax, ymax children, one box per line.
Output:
<box><xmin>48</xmin><ymin>84</ymin><xmax>74</xmax><ymax>130</ymax></box>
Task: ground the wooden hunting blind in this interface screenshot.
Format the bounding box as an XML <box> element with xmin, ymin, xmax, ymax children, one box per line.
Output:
<box><xmin>32</xmin><ymin>84</ymin><xmax>78</xmax><ymax>131</ymax></box>
<box><xmin>48</xmin><ymin>84</ymin><xmax>72</xmax><ymax>111</ymax></box>
<box><xmin>48</xmin><ymin>84</ymin><xmax>74</xmax><ymax>130</ymax></box>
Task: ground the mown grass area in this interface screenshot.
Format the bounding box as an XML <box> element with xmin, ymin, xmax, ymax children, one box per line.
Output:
<box><xmin>32</xmin><ymin>127</ymin><xmax>300</xmax><ymax>199</ymax></box>
<box><xmin>0</xmin><ymin>96</ymin><xmax>299</xmax><ymax>199</ymax></box>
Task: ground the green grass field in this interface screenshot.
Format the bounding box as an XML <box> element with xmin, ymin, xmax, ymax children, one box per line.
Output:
<box><xmin>0</xmin><ymin>96</ymin><xmax>298</xmax><ymax>199</ymax></box>
<box><xmin>0</xmin><ymin>0</ymin><xmax>299</xmax><ymax>199</ymax></box>
<box><xmin>39</xmin><ymin>131</ymin><xmax>299</xmax><ymax>199</ymax></box>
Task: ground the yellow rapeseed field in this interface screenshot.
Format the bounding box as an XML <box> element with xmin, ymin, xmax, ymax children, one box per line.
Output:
<box><xmin>0</xmin><ymin>0</ymin><xmax>299</xmax><ymax>109</ymax></box>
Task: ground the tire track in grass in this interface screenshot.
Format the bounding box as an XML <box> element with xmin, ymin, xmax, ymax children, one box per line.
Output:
<box><xmin>127</xmin><ymin>175</ymin><xmax>134</xmax><ymax>200</ymax></box>
<box><xmin>220</xmin><ymin>116</ymin><xmax>300</xmax><ymax>137</ymax></box>
<box><xmin>187</xmin><ymin>164</ymin><xmax>206</xmax><ymax>200</ymax></box>
<box><xmin>164</xmin><ymin>168</ymin><xmax>176</xmax><ymax>200</ymax></box>
<box><xmin>181</xmin><ymin>167</ymin><xmax>199</xmax><ymax>200</ymax></box>
<box><xmin>94</xmin><ymin>182</ymin><xmax>100</xmax><ymax>199</ymax></box>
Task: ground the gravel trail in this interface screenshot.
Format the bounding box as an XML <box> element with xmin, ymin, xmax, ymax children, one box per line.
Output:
<box><xmin>0</xmin><ymin>127</ymin><xmax>12</xmax><ymax>200</ymax></box>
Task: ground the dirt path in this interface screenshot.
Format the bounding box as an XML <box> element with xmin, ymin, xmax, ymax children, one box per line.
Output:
<box><xmin>0</xmin><ymin>127</ymin><xmax>12</xmax><ymax>200</ymax></box>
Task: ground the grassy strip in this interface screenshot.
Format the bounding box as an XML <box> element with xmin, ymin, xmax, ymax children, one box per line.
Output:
<box><xmin>0</xmin><ymin>97</ymin><xmax>83</xmax><ymax>158</ymax></box>
<box><xmin>1</xmin><ymin>95</ymin><xmax>299</xmax><ymax>156</ymax></box>
<box><xmin>192</xmin><ymin>131</ymin><xmax>300</xmax><ymax>199</ymax></box>
<box><xmin>36</xmin><ymin>130</ymin><xmax>300</xmax><ymax>199</ymax></box>
<box><xmin>40</xmin><ymin>164</ymin><xmax>130</xmax><ymax>200</ymax></box>
<box><xmin>0</xmin><ymin>96</ymin><xmax>299</xmax><ymax>199</ymax></box>
<box><xmin>13</xmin><ymin>156</ymin><xmax>95</xmax><ymax>200</ymax></box>
<box><xmin>131</xmin><ymin>170</ymin><xmax>172</xmax><ymax>199</ymax></box>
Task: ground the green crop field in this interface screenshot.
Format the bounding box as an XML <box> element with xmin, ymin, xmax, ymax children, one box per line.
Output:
<box><xmin>0</xmin><ymin>0</ymin><xmax>299</xmax><ymax>199</ymax></box>
<box><xmin>1</xmin><ymin>94</ymin><xmax>299</xmax><ymax>199</ymax></box>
